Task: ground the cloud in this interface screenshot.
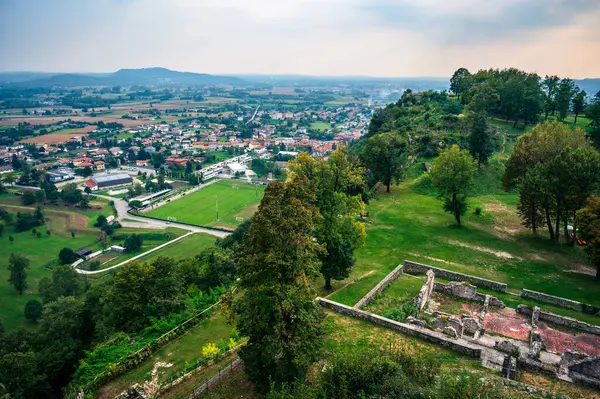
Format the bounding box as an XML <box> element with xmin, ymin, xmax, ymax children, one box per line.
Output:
<box><xmin>0</xmin><ymin>0</ymin><xmax>599</xmax><ymax>77</ymax></box>
<box><xmin>360</xmin><ymin>0</ymin><xmax>600</xmax><ymax>44</ymax></box>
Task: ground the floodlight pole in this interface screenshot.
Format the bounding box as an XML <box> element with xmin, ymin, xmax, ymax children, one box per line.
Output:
<box><xmin>216</xmin><ymin>195</ymin><xmax>219</xmax><ymax>221</ymax></box>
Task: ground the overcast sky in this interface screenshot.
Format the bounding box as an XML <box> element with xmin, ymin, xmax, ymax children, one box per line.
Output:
<box><xmin>1</xmin><ymin>0</ymin><xmax>599</xmax><ymax>78</ymax></box>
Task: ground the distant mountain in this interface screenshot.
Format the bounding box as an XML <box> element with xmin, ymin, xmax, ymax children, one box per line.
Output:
<box><xmin>574</xmin><ymin>79</ymin><xmax>600</xmax><ymax>96</ymax></box>
<box><xmin>0</xmin><ymin>72</ymin><xmax>57</xmax><ymax>84</ymax></box>
<box><xmin>1</xmin><ymin>67</ymin><xmax>243</xmax><ymax>88</ymax></box>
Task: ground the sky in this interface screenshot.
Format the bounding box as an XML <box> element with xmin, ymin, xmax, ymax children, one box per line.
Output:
<box><xmin>1</xmin><ymin>0</ymin><xmax>600</xmax><ymax>78</ymax></box>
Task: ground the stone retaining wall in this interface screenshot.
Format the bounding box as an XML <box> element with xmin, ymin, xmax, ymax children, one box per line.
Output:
<box><xmin>354</xmin><ymin>263</ymin><xmax>405</xmax><ymax>309</ymax></box>
<box><xmin>516</xmin><ymin>356</ymin><xmax>558</xmax><ymax>376</ymax></box>
<box><xmin>516</xmin><ymin>305</ymin><xmax>600</xmax><ymax>336</ymax></box>
<box><xmin>403</xmin><ymin>260</ymin><xmax>507</xmax><ymax>292</ymax></box>
<box><xmin>318</xmin><ymin>297</ymin><xmax>483</xmax><ymax>358</ymax></box>
<box><xmin>521</xmin><ymin>289</ymin><xmax>600</xmax><ymax>315</ymax></box>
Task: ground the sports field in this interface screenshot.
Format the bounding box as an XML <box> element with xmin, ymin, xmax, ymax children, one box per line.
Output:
<box><xmin>146</xmin><ymin>180</ymin><xmax>265</xmax><ymax>229</ymax></box>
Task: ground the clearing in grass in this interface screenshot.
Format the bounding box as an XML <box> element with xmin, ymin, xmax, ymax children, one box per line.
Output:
<box><xmin>146</xmin><ymin>180</ymin><xmax>265</xmax><ymax>230</ymax></box>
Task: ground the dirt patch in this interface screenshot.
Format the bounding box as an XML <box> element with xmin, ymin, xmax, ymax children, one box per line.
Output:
<box><xmin>565</xmin><ymin>263</ymin><xmax>597</xmax><ymax>277</ymax></box>
<box><xmin>483</xmin><ymin>307</ymin><xmax>530</xmax><ymax>341</ymax></box>
<box><xmin>23</xmin><ymin>133</ymin><xmax>88</xmax><ymax>144</ymax></box>
<box><xmin>406</xmin><ymin>252</ymin><xmax>468</xmax><ymax>269</ymax></box>
<box><xmin>448</xmin><ymin>239</ymin><xmax>517</xmax><ymax>259</ymax></box>
<box><xmin>538</xmin><ymin>322</ymin><xmax>600</xmax><ymax>356</ymax></box>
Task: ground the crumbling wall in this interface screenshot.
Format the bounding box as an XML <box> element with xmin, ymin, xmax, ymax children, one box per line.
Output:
<box><xmin>521</xmin><ymin>289</ymin><xmax>600</xmax><ymax>315</ymax></box>
<box><xmin>560</xmin><ymin>351</ymin><xmax>600</xmax><ymax>389</ymax></box>
<box><xmin>411</xmin><ymin>269</ymin><xmax>435</xmax><ymax>311</ymax></box>
<box><xmin>433</xmin><ymin>281</ymin><xmax>505</xmax><ymax>309</ymax></box>
<box><xmin>403</xmin><ymin>260</ymin><xmax>507</xmax><ymax>292</ymax></box>
<box><xmin>516</xmin><ymin>305</ymin><xmax>600</xmax><ymax>336</ymax></box>
<box><xmin>318</xmin><ymin>297</ymin><xmax>483</xmax><ymax>358</ymax></box>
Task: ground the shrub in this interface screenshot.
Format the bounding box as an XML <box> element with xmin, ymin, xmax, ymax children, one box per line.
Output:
<box><xmin>474</xmin><ymin>206</ymin><xmax>482</xmax><ymax>215</ymax></box>
<box><xmin>24</xmin><ymin>299</ymin><xmax>43</xmax><ymax>322</ymax></box>
<box><xmin>59</xmin><ymin>247</ymin><xmax>78</xmax><ymax>264</ymax></box>
<box><xmin>201</xmin><ymin>343</ymin><xmax>220</xmax><ymax>360</ymax></box>
<box><xmin>383</xmin><ymin>303</ymin><xmax>418</xmax><ymax>322</ymax></box>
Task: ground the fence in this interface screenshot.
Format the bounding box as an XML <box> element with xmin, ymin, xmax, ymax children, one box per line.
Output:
<box><xmin>187</xmin><ymin>358</ymin><xmax>243</xmax><ymax>399</ymax></box>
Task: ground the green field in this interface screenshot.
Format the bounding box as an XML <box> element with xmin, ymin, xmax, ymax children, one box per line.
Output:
<box><xmin>323</xmin><ymin>162</ymin><xmax>600</xmax><ymax>313</ymax></box>
<box><xmin>309</xmin><ymin>121</ymin><xmax>332</xmax><ymax>132</ymax></box>
<box><xmin>0</xmin><ymin>204</ymin><xmax>114</xmax><ymax>330</ymax></box>
<box><xmin>98</xmin><ymin>311</ymin><xmax>234</xmax><ymax>399</ymax></box>
<box><xmin>146</xmin><ymin>180</ymin><xmax>264</xmax><ymax>229</ymax></box>
<box><xmin>135</xmin><ymin>232</ymin><xmax>217</xmax><ymax>263</ymax></box>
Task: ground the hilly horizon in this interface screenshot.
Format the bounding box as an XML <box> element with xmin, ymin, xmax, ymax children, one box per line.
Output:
<box><xmin>0</xmin><ymin>67</ymin><xmax>244</xmax><ymax>88</ymax></box>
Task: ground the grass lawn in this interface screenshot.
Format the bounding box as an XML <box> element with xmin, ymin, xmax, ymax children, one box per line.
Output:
<box><xmin>136</xmin><ymin>232</ymin><xmax>217</xmax><ymax>263</ymax></box>
<box><xmin>146</xmin><ymin>180</ymin><xmax>264</xmax><ymax>230</ymax></box>
<box><xmin>324</xmin><ymin>162</ymin><xmax>600</xmax><ymax>319</ymax></box>
<box><xmin>309</xmin><ymin>121</ymin><xmax>331</xmax><ymax>132</ymax></box>
<box><xmin>97</xmin><ymin>311</ymin><xmax>234</xmax><ymax>399</ymax></box>
<box><xmin>0</xmin><ymin>209</ymin><xmax>105</xmax><ymax>330</ymax></box>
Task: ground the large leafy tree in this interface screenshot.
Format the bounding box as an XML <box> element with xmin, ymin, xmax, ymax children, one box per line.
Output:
<box><xmin>430</xmin><ymin>145</ymin><xmax>477</xmax><ymax>225</ymax></box>
<box><xmin>556</xmin><ymin>78</ymin><xmax>577</xmax><ymax>121</ymax></box>
<box><xmin>503</xmin><ymin>122</ymin><xmax>597</xmax><ymax>241</ymax></box>
<box><xmin>361</xmin><ymin>132</ymin><xmax>409</xmax><ymax>192</ymax></box>
<box><xmin>542</xmin><ymin>75</ymin><xmax>560</xmax><ymax>119</ymax></box>
<box><xmin>585</xmin><ymin>91</ymin><xmax>600</xmax><ymax>147</ymax></box>
<box><xmin>468</xmin><ymin>112</ymin><xmax>493</xmax><ymax>167</ymax></box>
<box><xmin>516</xmin><ymin>164</ymin><xmax>550</xmax><ymax>237</ymax></box>
<box><xmin>233</xmin><ymin>179</ymin><xmax>324</xmax><ymax>392</ymax></box>
<box><xmin>38</xmin><ymin>265</ymin><xmax>85</xmax><ymax>303</ymax></box>
<box><xmin>8</xmin><ymin>253</ymin><xmax>29</xmax><ymax>294</ymax></box>
<box><xmin>572</xmin><ymin>90</ymin><xmax>587</xmax><ymax>125</ymax></box>
<box><xmin>577</xmin><ymin>196</ymin><xmax>600</xmax><ymax>279</ymax></box>
<box><xmin>289</xmin><ymin>149</ymin><xmax>366</xmax><ymax>290</ymax></box>
<box><xmin>449</xmin><ymin>67</ymin><xmax>472</xmax><ymax>103</ymax></box>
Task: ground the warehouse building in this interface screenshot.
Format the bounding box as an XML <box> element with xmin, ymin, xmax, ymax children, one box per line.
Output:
<box><xmin>85</xmin><ymin>173</ymin><xmax>133</xmax><ymax>191</ymax></box>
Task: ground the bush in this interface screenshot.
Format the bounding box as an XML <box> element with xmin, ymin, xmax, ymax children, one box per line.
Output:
<box><xmin>474</xmin><ymin>206</ymin><xmax>482</xmax><ymax>215</ymax></box>
<box><xmin>22</xmin><ymin>191</ymin><xmax>37</xmax><ymax>205</ymax></box>
<box><xmin>201</xmin><ymin>343</ymin><xmax>220</xmax><ymax>360</ymax></box>
<box><xmin>383</xmin><ymin>303</ymin><xmax>418</xmax><ymax>322</ymax></box>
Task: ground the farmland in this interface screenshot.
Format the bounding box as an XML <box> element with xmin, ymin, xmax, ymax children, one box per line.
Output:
<box><xmin>146</xmin><ymin>180</ymin><xmax>265</xmax><ymax>230</ymax></box>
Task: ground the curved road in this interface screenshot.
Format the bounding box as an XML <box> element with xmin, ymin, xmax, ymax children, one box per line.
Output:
<box><xmin>95</xmin><ymin>194</ymin><xmax>231</xmax><ymax>238</ymax></box>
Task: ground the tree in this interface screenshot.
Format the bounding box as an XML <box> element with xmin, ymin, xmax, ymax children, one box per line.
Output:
<box><xmin>587</xmin><ymin>91</ymin><xmax>600</xmax><ymax>147</ymax></box>
<box><xmin>0</xmin><ymin>351</ymin><xmax>45</xmax><ymax>399</ymax></box>
<box><xmin>556</xmin><ymin>78</ymin><xmax>577</xmax><ymax>121</ymax></box>
<box><xmin>449</xmin><ymin>67</ymin><xmax>472</xmax><ymax>103</ymax></box>
<box><xmin>94</xmin><ymin>214</ymin><xmax>107</xmax><ymax>227</ymax></box>
<box><xmin>124</xmin><ymin>233</ymin><xmax>143</xmax><ymax>252</ymax></box>
<box><xmin>8</xmin><ymin>254</ymin><xmax>29</xmax><ymax>294</ymax></box>
<box><xmin>577</xmin><ymin>196</ymin><xmax>600</xmax><ymax>279</ymax></box>
<box><xmin>234</xmin><ymin>179</ymin><xmax>324</xmax><ymax>392</ymax></box>
<box><xmin>430</xmin><ymin>145</ymin><xmax>477</xmax><ymax>225</ymax></box>
<box><xmin>516</xmin><ymin>165</ymin><xmax>549</xmax><ymax>237</ymax></box>
<box><xmin>542</xmin><ymin>75</ymin><xmax>560</xmax><ymax>119</ymax></box>
<box><xmin>2</xmin><ymin>171</ymin><xmax>16</xmax><ymax>186</ymax></box>
<box><xmin>288</xmin><ymin>150</ymin><xmax>366</xmax><ymax>290</ymax></box>
<box><xmin>9</xmin><ymin>235</ymin><xmax>14</xmax><ymax>244</ymax></box>
<box><xmin>468</xmin><ymin>112</ymin><xmax>493</xmax><ymax>167</ymax></box>
<box><xmin>11</xmin><ymin>154</ymin><xmax>21</xmax><ymax>170</ymax></box>
<box><xmin>361</xmin><ymin>132</ymin><xmax>409</xmax><ymax>192</ymax></box>
<box><xmin>21</xmin><ymin>191</ymin><xmax>36</xmax><ymax>205</ymax></box>
<box><xmin>58</xmin><ymin>247</ymin><xmax>78</xmax><ymax>265</ymax></box>
<box><xmin>84</xmin><ymin>185</ymin><xmax>92</xmax><ymax>195</ymax></box>
<box><xmin>24</xmin><ymin>299</ymin><xmax>43</xmax><ymax>323</ymax></box>
<box><xmin>71</xmin><ymin>231</ymin><xmax>75</xmax><ymax>239</ymax></box>
<box><xmin>572</xmin><ymin>90</ymin><xmax>587</xmax><ymax>125</ymax></box>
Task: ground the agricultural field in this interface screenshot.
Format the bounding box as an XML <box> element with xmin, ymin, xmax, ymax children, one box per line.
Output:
<box><xmin>146</xmin><ymin>180</ymin><xmax>265</xmax><ymax>230</ymax></box>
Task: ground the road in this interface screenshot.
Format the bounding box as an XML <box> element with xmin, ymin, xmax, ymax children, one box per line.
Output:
<box><xmin>95</xmin><ymin>194</ymin><xmax>230</xmax><ymax>238</ymax></box>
